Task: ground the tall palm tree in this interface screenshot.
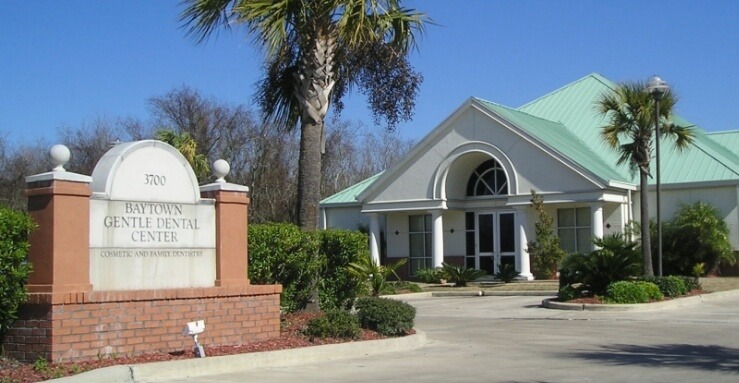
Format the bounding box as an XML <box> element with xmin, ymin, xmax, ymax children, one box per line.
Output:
<box><xmin>597</xmin><ymin>81</ymin><xmax>693</xmax><ymax>276</ymax></box>
<box><xmin>181</xmin><ymin>0</ymin><xmax>428</xmax><ymax>229</ymax></box>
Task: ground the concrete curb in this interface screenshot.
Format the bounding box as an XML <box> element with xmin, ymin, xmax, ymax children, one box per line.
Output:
<box><xmin>542</xmin><ymin>289</ymin><xmax>739</xmax><ymax>311</ymax></box>
<box><xmin>46</xmin><ymin>331</ymin><xmax>427</xmax><ymax>383</ymax></box>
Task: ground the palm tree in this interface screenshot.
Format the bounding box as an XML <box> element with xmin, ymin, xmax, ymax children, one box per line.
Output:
<box><xmin>156</xmin><ymin>129</ymin><xmax>211</xmax><ymax>183</ymax></box>
<box><xmin>597</xmin><ymin>81</ymin><xmax>693</xmax><ymax>276</ymax></box>
<box><xmin>181</xmin><ymin>0</ymin><xmax>428</xmax><ymax>229</ymax></box>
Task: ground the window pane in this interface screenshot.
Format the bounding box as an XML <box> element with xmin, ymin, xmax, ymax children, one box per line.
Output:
<box><xmin>577</xmin><ymin>228</ymin><xmax>592</xmax><ymax>253</ymax></box>
<box><xmin>558</xmin><ymin>209</ymin><xmax>575</xmax><ymax>227</ymax></box>
<box><xmin>478</xmin><ymin>215</ymin><xmax>494</xmax><ymax>253</ymax></box>
<box><xmin>409</xmin><ymin>215</ymin><xmax>424</xmax><ymax>232</ymax></box>
<box><xmin>495</xmin><ymin>170</ymin><xmax>507</xmax><ymax>195</ymax></box>
<box><xmin>499</xmin><ymin>213</ymin><xmax>515</xmax><ymax>252</ymax></box>
<box><xmin>466</xmin><ymin>232</ymin><xmax>475</xmax><ymax>255</ymax></box>
<box><xmin>558</xmin><ymin>228</ymin><xmax>576</xmax><ymax>253</ymax></box>
<box><xmin>424</xmin><ymin>214</ymin><xmax>432</xmax><ymax>231</ymax></box>
<box><xmin>409</xmin><ymin>258</ymin><xmax>424</xmax><ymax>276</ymax></box>
<box><xmin>465</xmin><ymin>212</ymin><xmax>475</xmax><ymax>230</ymax></box>
<box><xmin>480</xmin><ymin>256</ymin><xmax>495</xmax><ymax>275</ymax></box>
<box><xmin>425</xmin><ymin>233</ymin><xmax>432</xmax><ymax>258</ymax></box>
<box><xmin>576</xmin><ymin>208</ymin><xmax>591</xmax><ymax>227</ymax></box>
<box><xmin>409</xmin><ymin>233</ymin><xmax>425</xmax><ymax>257</ymax></box>
<box><xmin>500</xmin><ymin>255</ymin><xmax>515</xmax><ymax>268</ymax></box>
<box><xmin>466</xmin><ymin>256</ymin><xmax>476</xmax><ymax>269</ymax></box>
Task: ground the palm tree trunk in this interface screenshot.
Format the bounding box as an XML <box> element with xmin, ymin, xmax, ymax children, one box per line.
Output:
<box><xmin>295</xmin><ymin>30</ymin><xmax>336</xmax><ymax>230</ymax></box>
<box><xmin>640</xmin><ymin>170</ymin><xmax>654</xmax><ymax>277</ymax></box>
<box><xmin>297</xmin><ymin>120</ymin><xmax>322</xmax><ymax>230</ymax></box>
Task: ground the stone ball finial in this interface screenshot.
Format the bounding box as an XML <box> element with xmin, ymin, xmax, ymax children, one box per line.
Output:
<box><xmin>50</xmin><ymin>144</ymin><xmax>70</xmax><ymax>172</ymax></box>
<box><xmin>213</xmin><ymin>159</ymin><xmax>230</xmax><ymax>183</ymax></box>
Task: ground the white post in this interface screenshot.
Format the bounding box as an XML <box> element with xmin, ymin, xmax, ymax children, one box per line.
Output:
<box><xmin>369</xmin><ymin>213</ymin><xmax>381</xmax><ymax>265</ymax></box>
<box><xmin>431</xmin><ymin>210</ymin><xmax>444</xmax><ymax>268</ymax></box>
<box><xmin>591</xmin><ymin>203</ymin><xmax>604</xmax><ymax>249</ymax></box>
<box><xmin>515</xmin><ymin>207</ymin><xmax>534</xmax><ymax>280</ymax></box>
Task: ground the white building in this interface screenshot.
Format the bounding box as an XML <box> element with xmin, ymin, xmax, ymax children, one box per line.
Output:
<box><xmin>319</xmin><ymin>74</ymin><xmax>739</xmax><ymax>280</ymax></box>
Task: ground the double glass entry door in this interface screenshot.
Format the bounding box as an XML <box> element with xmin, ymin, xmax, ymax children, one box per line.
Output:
<box><xmin>466</xmin><ymin>212</ymin><xmax>515</xmax><ymax>274</ymax></box>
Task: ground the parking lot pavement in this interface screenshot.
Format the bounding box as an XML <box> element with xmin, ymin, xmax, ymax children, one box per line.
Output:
<box><xmin>155</xmin><ymin>294</ymin><xmax>739</xmax><ymax>383</ymax></box>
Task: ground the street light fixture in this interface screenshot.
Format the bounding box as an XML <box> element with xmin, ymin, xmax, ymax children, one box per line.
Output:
<box><xmin>646</xmin><ymin>75</ymin><xmax>669</xmax><ymax>277</ymax></box>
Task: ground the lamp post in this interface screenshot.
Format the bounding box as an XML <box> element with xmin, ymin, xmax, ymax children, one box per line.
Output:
<box><xmin>646</xmin><ymin>75</ymin><xmax>669</xmax><ymax>277</ymax></box>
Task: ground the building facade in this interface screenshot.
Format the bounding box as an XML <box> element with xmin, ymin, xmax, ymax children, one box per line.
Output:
<box><xmin>320</xmin><ymin>74</ymin><xmax>739</xmax><ymax>279</ymax></box>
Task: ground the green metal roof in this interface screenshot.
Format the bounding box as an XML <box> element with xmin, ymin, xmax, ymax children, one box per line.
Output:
<box><xmin>708</xmin><ymin>130</ymin><xmax>739</xmax><ymax>154</ymax></box>
<box><xmin>320</xmin><ymin>172</ymin><xmax>384</xmax><ymax>205</ymax></box>
<box><xmin>321</xmin><ymin>74</ymin><xmax>738</xmax><ymax>206</ymax></box>
<box><xmin>517</xmin><ymin>73</ymin><xmax>739</xmax><ymax>185</ymax></box>
<box><xmin>475</xmin><ymin>99</ymin><xmax>629</xmax><ymax>183</ymax></box>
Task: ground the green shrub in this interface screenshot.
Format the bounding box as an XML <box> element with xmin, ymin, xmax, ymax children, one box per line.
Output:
<box><xmin>559</xmin><ymin>234</ymin><xmax>642</xmax><ymax>295</ymax></box>
<box><xmin>303</xmin><ymin>310</ymin><xmax>360</xmax><ymax>340</ymax></box>
<box><xmin>441</xmin><ymin>263</ymin><xmax>484</xmax><ymax>287</ymax></box>
<box><xmin>641</xmin><ymin>276</ymin><xmax>687</xmax><ymax>298</ymax></box>
<box><xmin>355</xmin><ymin>297</ymin><xmax>415</xmax><ymax>336</ymax></box>
<box><xmin>661</xmin><ymin>202</ymin><xmax>735</xmax><ymax>275</ymax></box>
<box><xmin>558</xmin><ymin>285</ymin><xmax>581</xmax><ymax>301</ymax></box>
<box><xmin>0</xmin><ymin>206</ymin><xmax>35</xmax><ymax>343</ymax></box>
<box><xmin>248</xmin><ymin>223</ymin><xmax>322</xmax><ymax>313</ymax></box>
<box><xmin>680</xmin><ymin>275</ymin><xmax>702</xmax><ymax>292</ymax></box>
<box><xmin>317</xmin><ymin>230</ymin><xmax>367</xmax><ymax>310</ymax></box>
<box><xmin>495</xmin><ymin>263</ymin><xmax>520</xmax><ymax>283</ymax></box>
<box><xmin>348</xmin><ymin>252</ymin><xmax>407</xmax><ymax>297</ymax></box>
<box><xmin>414</xmin><ymin>267</ymin><xmax>445</xmax><ymax>284</ymax></box>
<box><xmin>605</xmin><ymin>281</ymin><xmax>663</xmax><ymax>304</ymax></box>
<box><xmin>527</xmin><ymin>191</ymin><xmax>568</xmax><ymax>279</ymax></box>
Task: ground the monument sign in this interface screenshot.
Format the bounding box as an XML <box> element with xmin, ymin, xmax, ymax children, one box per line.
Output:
<box><xmin>89</xmin><ymin>141</ymin><xmax>216</xmax><ymax>290</ymax></box>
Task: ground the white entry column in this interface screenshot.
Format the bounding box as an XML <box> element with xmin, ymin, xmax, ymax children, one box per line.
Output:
<box><xmin>431</xmin><ymin>210</ymin><xmax>444</xmax><ymax>268</ymax></box>
<box><xmin>515</xmin><ymin>207</ymin><xmax>534</xmax><ymax>280</ymax></box>
<box><xmin>368</xmin><ymin>213</ymin><xmax>381</xmax><ymax>265</ymax></box>
<box><xmin>591</xmin><ymin>203</ymin><xmax>604</xmax><ymax>249</ymax></box>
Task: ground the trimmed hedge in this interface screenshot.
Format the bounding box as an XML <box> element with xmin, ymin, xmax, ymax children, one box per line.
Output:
<box><xmin>303</xmin><ymin>310</ymin><xmax>360</xmax><ymax>340</ymax></box>
<box><xmin>248</xmin><ymin>223</ymin><xmax>322</xmax><ymax>313</ymax></box>
<box><xmin>355</xmin><ymin>297</ymin><xmax>415</xmax><ymax>336</ymax></box>
<box><xmin>605</xmin><ymin>281</ymin><xmax>663</xmax><ymax>304</ymax></box>
<box><xmin>641</xmin><ymin>276</ymin><xmax>687</xmax><ymax>298</ymax></box>
<box><xmin>248</xmin><ymin>224</ymin><xmax>367</xmax><ymax>313</ymax></box>
<box><xmin>0</xmin><ymin>206</ymin><xmax>35</xmax><ymax>342</ymax></box>
<box><xmin>317</xmin><ymin>230</ymin><xmax>368</xmax><ymax>310</ymax></box>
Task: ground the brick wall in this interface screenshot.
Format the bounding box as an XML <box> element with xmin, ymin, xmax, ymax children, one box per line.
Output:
<box><xmin>4</xmin><ymin>285</ymin><xmax>281</xmax><ymax>363</ymax></box>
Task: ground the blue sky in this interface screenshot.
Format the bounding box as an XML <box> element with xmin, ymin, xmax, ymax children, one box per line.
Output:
<box><xmin>1</xmin><ymin>0</ymin><xmax>737</xmax><ymax>146</ymax></box>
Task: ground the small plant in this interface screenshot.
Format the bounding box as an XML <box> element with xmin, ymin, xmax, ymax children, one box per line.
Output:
<box><xmin>692</xmin><ymin>263</ymin><xmax>705</xmax><ymax>279</ymax></box>
<box><xmin>441</xmin><ymin>263</ymin><xmax>484</xmax><ymax>287</ymax></box>
<box><xmin>527</xmin><ymin>191</ymin><xmax>568</xmax><ymax>279</ymax></box>
<box><xmin>495</xmin><ymin>263</ymin><xmax>520</xmax><ymax>283</ymax></box>
<box><xmin>303</xmin><ymin>310</ymin><xmax>360</xmax><ymax>340</ymax></box>
<box><xmin>605</xmin><ymin>281</ymin><xmax>663</xmax><ymax>304</ymax></box>
<box><xmin>414</xmin><ymin>267</ymin><xmax>445</xmax><ymax>284</ymax></box>
<box><xmin>559</xmin><ymin>236</ymin><xmax>642</xmax><ymax>296</ymax></box>
<box><xmin>347</xmin><ymin>252</ymin><xmax>407</xmax><ymax>297</ymax></box>
<box><xmin>355</xmin><ymin>297</ymin><xmax>415</xmax><ymax>336</ymax></box>
<box><xmin>32</xmin><ymin>357</ymin><xmax>49</xmax><ymax>373</ymax></box>
<box><xmin>558</xmin><ymin>285</ymin><xmax>581</xmax><ymax>301</ymax></box>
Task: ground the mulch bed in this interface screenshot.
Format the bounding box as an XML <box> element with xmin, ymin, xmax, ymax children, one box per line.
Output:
<box><xmin>0</xmin><ymin>312</ymin><xmax>390</xmax><ymax>383</ymax></box>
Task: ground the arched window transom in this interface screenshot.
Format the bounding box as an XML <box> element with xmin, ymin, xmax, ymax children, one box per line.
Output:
<box><xmin>466</xmin><ymin>159</ymin><xmax>508</xmax><ymax>196</ymax></box>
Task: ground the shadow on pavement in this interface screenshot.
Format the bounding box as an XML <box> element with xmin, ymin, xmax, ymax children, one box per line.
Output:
<box><xmin>568</xmin><ymin>343</ymin><xmax>739</xmax><ymax>373</ymax></box>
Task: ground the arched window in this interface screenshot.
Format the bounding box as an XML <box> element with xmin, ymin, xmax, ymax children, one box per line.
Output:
<box><xmin>466</xmin><ymin>159</ymin><xmax>508</xmax><ymax>196</ymax></box>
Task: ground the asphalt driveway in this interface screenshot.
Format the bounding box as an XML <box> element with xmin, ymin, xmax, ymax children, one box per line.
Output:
<box><xmin>157</xmin><ymin>293</ymin><xmax>739</xmax><ymax>383</ymax></box>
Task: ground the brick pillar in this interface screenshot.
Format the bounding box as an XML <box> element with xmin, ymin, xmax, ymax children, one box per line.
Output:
<box><xmin>25</xmin><ymin>174</ymin><xmax>93</xmax><ymax>293</ymax></box>
<box><xmin>201</xmin><ymin>162</ymin><xmax>251</xmax><ymax>287</ymax></box>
